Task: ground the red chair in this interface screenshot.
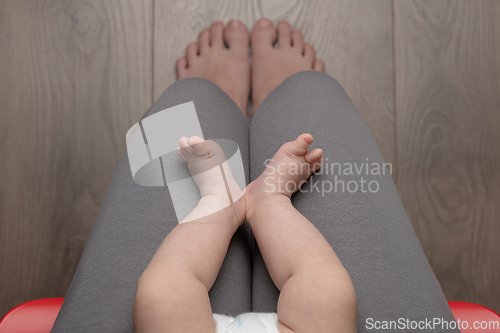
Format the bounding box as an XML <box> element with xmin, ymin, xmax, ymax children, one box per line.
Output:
<box><xmin>448</xmin><ymin>301</ymin><xmax>500</xmax><ymax>332</ymax></box>
<box><xmin>0</xmin><ymin>298</ymin><xmax>63</xmax><ymax>333</ymax></box>
<box><xmin>1</xmin><ymin>298</ymin><xmax>499</xmax><ymax>332</ymax></box>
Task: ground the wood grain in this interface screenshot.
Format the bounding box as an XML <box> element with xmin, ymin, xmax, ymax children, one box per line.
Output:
<box><xmin>394</xmin><ymin>0</ymin><xmax>500</xmax><ymax>312</ymax></box>
<box><xmin>0</xmin><ymin>0</ymin><xmax>152</xmax><ymax>317</ymax></box>
<box><xmin>153</xmin><ymin>0</ymin><xmax>395</xmax><ymax>168</ymax></box>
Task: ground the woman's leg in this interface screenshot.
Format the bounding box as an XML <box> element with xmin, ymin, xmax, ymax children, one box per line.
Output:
<box><xmin>250</xmin><ymin>70</ymin><xmax>458</xmax><ymax>332</ymax></box>
<box><xmin>51</xmin><ymin>77</ymin><xmax>251</xmax><ymax>332</ymax></box>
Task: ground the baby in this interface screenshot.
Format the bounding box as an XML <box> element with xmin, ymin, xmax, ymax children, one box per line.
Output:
<box><xmin>133</xmin><ymin>134</ymin><xmax>357</xmax><ymax>333</ymax></box>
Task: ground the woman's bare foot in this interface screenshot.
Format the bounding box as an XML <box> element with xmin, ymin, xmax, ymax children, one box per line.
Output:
<box><xmin>176</xmin><ymin>20</ymin><xmax>251</xmax><ymax>117</ymax></box>
<box><xmin>250</xmin><ymin>19</ymin><xmax>325</xmax><ymax>116</ymax></box>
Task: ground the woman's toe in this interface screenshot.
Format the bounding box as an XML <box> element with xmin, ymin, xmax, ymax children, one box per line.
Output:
<box><xmin>303</xmin><ymin>43</ymin><xmax>315</xmax><ymax>64</ymax></box>
<box><xmin>313</xmin><ymin>59</ymin><xmax>325</xmax><ymax>72</ymax></box>
<box><xmin>277</xmin><ymin>21</ymin><xmax>292</xmax><ymax>48</ymax></box>
<box><xmin>224</xmin><ymin>19</ymin><xmax>249</xmax><ymax>55</ymax></box>
<box><xmin>251</xmin><ymin>18</ymin><xmax>276</xmax><ymax>49</ymax></box>
<box><xmin>176</xmin><ymin>57</ymin><xmax>188</xmax><ymax>79</ymax></box>
<box><xmin>186</xmin><ymin>42</ymin><xmax>200</xmax><ymax>62</ymax></box>
<box><xmin>198</xmin><ymin>28</ymin><xmax>211</xmax><ymax>52</ymax></box>
<box><xmin>291</xmin><ymin>30</ymin><xmax>304</xmax><ymax>51</ymax></box>
<box><xmin>210</xmin><ymin>21</ymin><xmax>224</xmax><ymax>48</ymax></box>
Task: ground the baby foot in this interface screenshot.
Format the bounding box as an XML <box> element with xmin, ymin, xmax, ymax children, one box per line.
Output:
<box><xmin>177</xmin><ymin>136</ymin><xmax>245</xmax><ymax>224</ymax></box>
<box><xmin>250</xmin><ymin>19</ymin><xmax>324</xmax><ymax>116</ymax></box>
<box><xmin>176</xmin><ymin>20</ymin><xmax>251</xmax><ymax>117</ymax></box>
<box><xmin>246</xmin><ymin>133</ymin><xmax>323</xmax><ymax>209</ymax></box>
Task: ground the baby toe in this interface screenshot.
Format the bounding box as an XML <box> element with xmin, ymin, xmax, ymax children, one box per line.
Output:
<box><xmin>304</xmin><ymin>148</ymin><xmax>323</xmax><ymax>164</ymax></box>
<box><xmin>177</xmin><ymin>146</ymin><xmax>188</xmax><ymax>162</ymax></box>
<box><xmin>188</xmin><ymin>136</ymin><xmax>209</xmax><ymax>156</ymax></box>
<box><xmin>180</xmin><ymin>136</ymin><xmax>195</xmax><ymax>155</ymax></box>
<box><xmin>288</xmin><ymin>133</ymin><xmax>314</xmax><ymax>156</ymax></box>
<box><xmin>187</xmin><ymin>136</ymin><xmax>205</xmax><ymax>146</ymax></box>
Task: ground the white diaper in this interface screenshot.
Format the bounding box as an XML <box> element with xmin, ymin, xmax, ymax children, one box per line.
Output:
<box><xmin>213</xmin><ymin>312</ymin><xmax>280</xmax><ymax>333</ymax></box>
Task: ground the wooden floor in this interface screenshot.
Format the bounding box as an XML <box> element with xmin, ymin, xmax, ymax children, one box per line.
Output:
<box><xmin>1</xmin><ymin>0</ymin><xmax>499</xmax><ymax>318</ymax></box>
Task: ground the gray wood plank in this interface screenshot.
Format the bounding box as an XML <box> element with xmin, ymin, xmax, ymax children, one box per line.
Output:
<box><xmin>0</xmin><ymin>0</ymin><xmax>153</xmax><ymax>317</ymax></box>
<box><xmin>394</xmin><ymin>0</ymin><xmax>500</xmax><ymax>312</ymax></box>
<box><xmin>153</xmin><ymin>0</ymin><xmax>395</xmax><ymax>167</ymax></box>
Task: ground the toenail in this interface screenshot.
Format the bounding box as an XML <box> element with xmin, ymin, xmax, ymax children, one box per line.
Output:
<box><xmin>229</xmin><ymin>20</ymin><xmax>239</xmax><ymax>28</ymax></box>
<box><xmin>258</xmin><ymin>19</ymin><xmax>272</xmax><ymax>28</ymax></box>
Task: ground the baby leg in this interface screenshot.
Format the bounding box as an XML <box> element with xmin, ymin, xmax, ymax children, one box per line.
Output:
<box><xmin>133</xmin><ymin>137</ymin><xmax>245</xmax><ymax>333</ymax></box>
<box><xmin>246</xmin><ymin>134</ymin><xmax>357</xmax><ymax>333</ymax></box>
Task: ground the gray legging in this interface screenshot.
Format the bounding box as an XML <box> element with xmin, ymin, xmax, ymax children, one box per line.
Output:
<box><xmin>51</xmin><ymin>71</ymin><xmax>457</xmax><ymax>333</ymax></box>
